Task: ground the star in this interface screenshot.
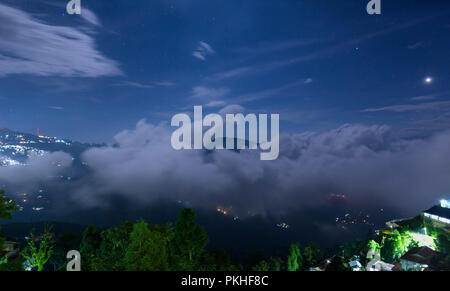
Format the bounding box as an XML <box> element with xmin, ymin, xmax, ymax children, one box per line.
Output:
<box><xmin>425</xmin><ymin>77</ymin><xmax>433</xmax><ymax>84</ymax></box>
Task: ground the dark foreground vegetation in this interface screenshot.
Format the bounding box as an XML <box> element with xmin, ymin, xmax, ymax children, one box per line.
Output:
<box><xmin>1</xmin><ymin>190</ymin><xmax>449</xmax><ymax>271</ymax></box>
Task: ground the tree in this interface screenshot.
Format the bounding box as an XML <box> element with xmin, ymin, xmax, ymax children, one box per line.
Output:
<box><xmin>199</xmin><ymin>249</ymin><xmax>239</xmax><ymax>271</ymax></box>
<box><xmin>252</xmin><ymin>260</ymin><xmax>270</xmax><ymax>271</ymax></box>
<box><xmin>435</xmin><ymin>232</ymin><xmax>450</xmax><ymax>254</ymax></box>
<box><xmin>94</xmin><ymin>222</ymin><xmax>133</xmax><ymax>271</ymax></box>
<box><xmin>172</xmin><ymin>208</ymin><xmax>209</xmax><ymax>270</ymax></box>
<box><xmin>80</xmin><ymin>225</ymin><xmax>102</xmax><ymax>255</ymax></box>
<box><xmin>325</xmin><ymin>256</ymin><xmax>350</xmax><ymax>271</ymax></box>
<box><xmin>269</xmin><ymin>256</ymin><xmax>284</xmax><ymax>271</ymax></box>
<box><xmin>287</xmin><ymin>243</ymin><xmax>303</xmax><ymax>271</ymax></box>
<box><xmin>21</xmin><ymin>225</ymin><xmax>54</xmax><ymax>271</ymax></box>
<box><xmin>49</xmin><ymin>232</ymin><xmax>81</xmax><ymax>271</ymax></box>
<box><xmin>303</xmin><ymin>243</ymin><xmax>324</xmax><ymax>268</ymax></box>
<box><xmin>0</xmin><ymin>190</ymin><xmax>18</xmax><ymax>251</ymax></box>
<box><xmin>366</xmin><ymin>240</ymin><xmax>381</xmax><ymax>260</ymax></box>
<box><xmin>380</xmin><ymin>229</ymin><xmax>418</xmax><ymax>263</ymax></box>
<box><xmin>124</xmin><ymin>220</ymin><xmax>169</xmax><ymax>271</ymax></box>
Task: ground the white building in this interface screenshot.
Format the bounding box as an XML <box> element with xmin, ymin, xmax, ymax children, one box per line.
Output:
<box><xmin>423</xmin><ymin>199</ymin><xmax>450</xmax><ymax>225</ymax></box>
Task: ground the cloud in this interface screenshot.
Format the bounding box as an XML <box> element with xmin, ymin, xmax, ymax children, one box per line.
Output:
<box><xmin>410</xmin><ymin>94</ymin><xmax>438</xmax><ymax>101</ymax></box>
<box><xmin>408</xmin><ymin>41</ymin><xmax>425</xmax><ymax>49</ymax></box>
<box><xmin>231</xmin><ymin>79</ymin><xmax>306</xmax><ymax>103</ymax></box>
<box><xmin>304</xmin><ymin>78</ymin><xmax>313</xmax><ymax>84</ymax></box>
<box><xmin>409</xmin><ymin>91</ymin><xmax>450</xmax><ymax>102</ymax></box>
<box><xmin>363</xmin><ymin>101</ymin><xmax>450</xmax><ymax>113</ymax></box>
<box><xmin>58</xmin><ymin>121</ymin><xmax>450</xmax><ymax>216</ymax></box>
<box><xmin>209</xmin><ymin>16</ymin><xmax>438</xmax><ymax>81</ymax></box>
<box><xmin>0</xmin><ymin>151</ymin><xmax>72</xmax><ymax>190</ymax></box>
<box><xmin>81</xmin><ymin>8</ymin><xmax>101</xmax><ymax>27</ymax></box>
<box><xmin>204</xmin><ymin>101</ymin><xmax>226</xmax><ymax>108</ymax></box>
<box><xmin>48</xmin><ymin>106</ymin><xmax>64</xmax><ymax>110</ymax></box>
<box><xmin>113</xmin><ymin>81</ymin><xmax>175</xmax><ymax>89</ymax></box>
<box><xmin>234</xmin><ymin>38</ymin><xmax>326</xmax><ymax>55</ymax></box>
<box><xmin>0</xmin><ymin>3</ymin><xmax>122</xmax><ymax>78</ymax></box>
<box><xmin>190</xmin><ymin>86</ymin><xmax>229</xmax><ymax>99</ymax></box>
<box><xmin>192</xmin><ymin>41</ymin><xmax>215</xmax><ymax>61</ymax></box>
<box><xmin>218</xmin><ymin>104</ymin><xmax>245</xmax><ymax>115</ymax></box>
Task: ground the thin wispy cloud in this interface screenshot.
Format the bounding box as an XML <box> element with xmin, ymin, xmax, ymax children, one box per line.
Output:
<box><xmin>0</xmin><ymin>3</ymin><xmax>121</xmax><ymax>78</ymax></box>
<box><xmin>48</xmin><ymin>106</ymin><xmax>64</xmax><ymax>110</ymax></box>
<box><xmin>190</xmin><ymin>86</ymin><xmax>229</xmax><ymax>99</ymax></box>
<box><xmin>410</xmin><ymin>94</ymin><xmax>438</xmax><ymax>101</ymax></box>
<box><xmin>192</xmin><ymin>41</ymin><xmax>215</xmax><ymax>61</ymax></box>
<box><xmin>407</xmin><ymin>41</ymin><xmax>425</xmax><ymax>49</ymax></box>
<box><xmin>409</xmin><ymin>91</ymin><xmax>450</xmax><ymax>101</ymax></box>
<box><xmin>234</xmin><ymin>38</ymin><xmax>326</xmax><ymax>55</ymax></box>
<box><xmin>363</xmin><ymin>100</ymin><xmax>450</xmax><ymax>113</ymax></box>
<box><xmin>210</xmin><ymin>16</ymin><xmax>439</xmax><ymax>81</ymax></box>
<box><xmin>113</xmin><ymin>81</ymin><xmax>175</xmax><ymax>89</ymax></box>
<box><xmin>232</xmin><ymin>79</ymin><xmax>308</xmax><ymax>104</ymax></box>
<box><xmin>204</xmin><ymin>100</ymin><xmax>226</xmax><ymax>108</ymax></box>
<box><xmin>81</xmin><ymin>8</ymin><xmax>101</xmax><ymax>27</ymax></box>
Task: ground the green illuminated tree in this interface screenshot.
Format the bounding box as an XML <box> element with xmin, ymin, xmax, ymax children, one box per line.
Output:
<box><xmin>366</xmin><ymin>240</ymin><xmax>381</xmax><ymax>259</ymax></box>
<box><xmin>381</xmin><ymin>230</ymin><xmax>418</xmax><ymax>263</ymax></box>
<box><xmin>21</xmin><ymin>225</ymin><xmax>54</xmax><ymax>271</ymax></box>
<box><xmin>287</xmin><ymin>243</ymin><xmax>303</xmax><ymax>271</ymax></box>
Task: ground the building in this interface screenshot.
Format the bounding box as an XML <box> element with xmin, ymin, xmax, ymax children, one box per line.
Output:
<box><xmin>423</xmin><ymin>199</ymin><xmax>450</xmax><ymax>225</ymax></box>
<box><xmin>349</xmin><ymin>260</ymin><xmax>362</xmax><ymax>271</ymax></box>
<box><xmin>400</xmin><ymin>246</ymin><xmax>446</xmax><ymax>271</ymax></box>
<box><xmin>366</xmin><ymin>259</ymin><xmax>394</xmax><ymax>271</ymax></box>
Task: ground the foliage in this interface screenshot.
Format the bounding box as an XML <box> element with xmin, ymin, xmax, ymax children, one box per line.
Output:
<box><xmin>124</xmin><ymin>220</ymin><xmax>169</xmax><ymax>271</ymax></box>
<box><xmin>269</xmin><ymin>256</ymin><xmax>284</xmax><ymax>271</ymax></box>
<box><xmin>287</xmin><ymin>243</ymin><xmax>303</xmax><ymax>271</ymax></box>
<box><xmin>380</xmin><ymin>229</ymin><xmax>418</xmax><ymax>263</ymax></box>
<box><xmin>435</xmin><ymin>232</ymin><xmax>450</xmax><ymax>254</ymax></box>
<box><xmin>48</xmin><ymin>232</ymin><xmax>81</xmax><ymax>271</ymax></box>
<box><xmin>171</xmin><ymin>208</ymin><xmax>209</xmax><ymax>270</ymax></box>
<box><xmin>0</xmin><ymin>190</ymin><xmax>18</xmax><ymax>220</ymax></box>
<box><xmin>198</xmin><ymin>249</ymin><xmax>240</xmax><ymax>271</ymax></box>
<box><xmin>366</xmin><ymin>240</ymin><xmax>381</xmax><ymax>259</ymax></box>
<box><xmin>21</xmin><ymin>225</ymin><xmax>55</xmax><ymax>271</ymax></box>
<box><xmin>303</xmin><ymin>243</ymin><xmax>325</xmax><ymax>268</ymax></box>
<box><xmin>80</xmin><ymin>225</ymin><xmax>102</xmax><ymax>255</ymax></box>
<box><xmin>0</xmin><ymin>257</ymin><xmax>24</xmax><ymax>271</ymax></box>
<box><xmin>325</xmin><ymin>256</ymin><xmax>350</xmax><ymax>271</ymax></box>
<box><xmin>0</xmin><ymin>190</ymin><xmax>19</xmax><ymax>251</ymax></box>
<box><xmin>252</xmin><ymin>260</ymin><xmax>270</xmax><ymax>271</ymax></box>
<box><xmin>93</xmin><ymin>222</ymin><xmax>133</xmax><ymax>271</ymax></box>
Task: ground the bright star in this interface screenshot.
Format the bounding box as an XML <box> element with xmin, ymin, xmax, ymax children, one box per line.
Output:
<box><xmin>425</xmin><ymin>77</ymin><xmax>433</xmax><ymax>84</ymax></box>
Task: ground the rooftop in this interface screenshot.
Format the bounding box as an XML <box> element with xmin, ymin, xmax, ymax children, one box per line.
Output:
<box><xmin>423</xmin><ymin>205</ymin><xmax>450</xmax><ymax>220</ymax></box>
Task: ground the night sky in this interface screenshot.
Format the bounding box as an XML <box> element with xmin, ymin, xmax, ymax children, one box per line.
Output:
<box><xmin>1</xmin><ymin>0</ymin><xmax>450</xmax><ymax>232</ymax></box>
<box><xmin>0</xmin><ymin>0</ymin><xmax>449</xmax><ymax>142</ymax></box>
